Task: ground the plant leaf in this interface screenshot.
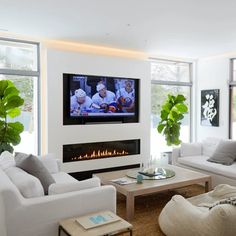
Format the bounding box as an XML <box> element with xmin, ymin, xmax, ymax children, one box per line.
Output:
<box><xmin>0</xmin><ymin>143</ymin><xmax>14</xmax><ymax>154</ymax></box>
<box><xmin>160</xmin><ymin>110</ymin><xmax>168</xmax><ymax>120</ymax></box>
<box><xmin>175</xmin><ymin>103</ymin><xmax>188</xmax><ymax>113</ymax></box>
<box><xmin>8</xmin><ymin>122</ymin><xmax>24</xmax><ymax>133</ymax></box>
<box><xmin>157</xmin><ymin>124</ymin><xmax>165</xmax><ymax>133</ymax></box>
<box><xmin>7</xmin><ymin>107</ymin><xmax>21</xmax><ymax>118</ymax></box>
<box><xmin>0</xmin><ymin>80</ymin><xmax>8</xmax><ymax>98</ymax></box>
<box><xmin>175</xmin><ymin>94</ymin><xmax>186</xmax><ymax>103</ymax></box>
<box><xmin>5</xmin><ymin>95</ymin><xmax>24</xmax><ymax>111</ymax></box>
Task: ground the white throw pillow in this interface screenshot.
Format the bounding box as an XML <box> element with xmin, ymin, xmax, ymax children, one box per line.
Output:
<box><xmin>39</xmin><ymin>153</ymin><xmax>59</xmax><ymax>174</ymax></box>
<box><xmin>5</xmin><ymin>166</ymin><xmax>44</xmax><ymax>198</ymax></box>
<box><xmin>180</xmin><ymin>143</ymin><xmax>202</xmax><ymax>157</ymax></box>
<box><xmin>48</xmin><ymin>177</ymin><xmax>101</xmax><ymax>195</ymax></box>
<box><xmin>0</xmin><ymin>151</ymin><xmax>16</xmax><ymax>170</ymax></box>
<box><xmin>202</xmin><ymin>137</ymin><xmax>221</xmax><ymax>157</ymax></box>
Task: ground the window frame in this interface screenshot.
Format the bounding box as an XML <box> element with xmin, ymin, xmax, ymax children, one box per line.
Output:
<box><xmin>151</xmin><ymin>59</ymin><xmax>193</xmax><ymax>142</ymax></box>
<box><xmin>0</xmin><ymin>37</ymin><xmax>41</xmax><ymax>154</ymax></box>
<box><xmin>229</xmin><ymin>58</ymin><xmax>236</xmax><ymax>139</ymax></box>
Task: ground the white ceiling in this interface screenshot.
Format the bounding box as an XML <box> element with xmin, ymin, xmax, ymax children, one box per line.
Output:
<box><xmin>1</xmin><ymin>0</ymin><xmax>236</xmax><ymax>58</ymax></box>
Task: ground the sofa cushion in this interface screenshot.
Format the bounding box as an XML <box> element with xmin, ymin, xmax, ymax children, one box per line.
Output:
<box><xmin>15</xmin><ymin>152</ymin><xmax>31</xmax><ymax>165</ymax></box>
<box><xmin>16</xmin><ymin>152</ymin><xmax>60</xmax><ymax>174</ymax></box>
<box><xmin>207</xmin><ymin>140</ymin><xmax>236</xmax><ymax>165</ymax></box>
<box><xmin>0</xmin><ymin>151</ymin><xmax>15</xmax><ymax>170</ymax></box>
<box><xmin>48</xmin><ymin>177</ymin><xmax>101</xmax><ymax>195</ymax></box>
<box><xmin>17</xmin><ymin>154</ymin><xmax>55</xmax><ymax>195</ymax></box>
<box><xmin>52</xmin><ymin>172</ymin><xmax>78</xmax><ymax>183</ymax></box>
<box><xmin>5</xmin><ymin>166</ymin><xmax>44</xmax><ymax>198</ymax></box>
<box><xmin>39</xmin><ymin>153</ymin><xmax>59</xmax><ymax>174</ymax></box>
<box><xmin>180</xmin><ymin>143</ymin><xmax>202</xmax><ymax>157</ymax></box>
<box><xmin>202</xmin><ymin>137</ymin><xmax>221</xmax><ymax>157</ymax></box>
<box><xmin>178</xmin><ymin>155</ymin><xmax>236</xmax><ymax>179</ymax></box>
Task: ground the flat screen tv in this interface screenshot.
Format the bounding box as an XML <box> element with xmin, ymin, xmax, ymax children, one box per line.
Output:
<box><xmin>63</xmin><ymin>73</ymin><xmax>139</xmax><ymax>125</ymax></box>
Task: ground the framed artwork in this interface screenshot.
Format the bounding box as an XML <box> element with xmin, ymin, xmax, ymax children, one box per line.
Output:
<box><xmin>201</xmin><ymin>89</ymin><xmax>219</xmax><ymax>127</ymax></box>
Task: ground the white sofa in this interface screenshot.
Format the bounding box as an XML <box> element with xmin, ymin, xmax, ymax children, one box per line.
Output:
<box><xmin>0</xmin><ymin>154</ymin><xmax>116</xmax><ymax>236</ymax></box>
<box><xmin>172</xmin><ymin>137</ymin><xmax>236</xmax><ymax>187</ymax></box>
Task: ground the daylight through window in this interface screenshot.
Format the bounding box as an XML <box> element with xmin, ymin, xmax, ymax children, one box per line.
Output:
<box><xmin>151</xmin><ymin>60</ymin><xmax>192</xmax><ymax>162</ymax></box>
<box><xmin>0</xmin><ymin>39</ymin><xmax>39</xmax><ymax>155</ymax></box>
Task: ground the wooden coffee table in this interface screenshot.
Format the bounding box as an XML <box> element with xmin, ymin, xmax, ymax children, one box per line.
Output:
<box><xmin>94</xmin><ymin>165</ymin><xmax>212</xmax><ymax>221</ymax></box>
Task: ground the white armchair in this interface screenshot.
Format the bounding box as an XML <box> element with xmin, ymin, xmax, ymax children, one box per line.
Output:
<box><xmin>0</xmin><ymin>156</ymin><xmax>116</xmax><ymax>236</ymax></box>
<box><xmin>159</xmin><ymin>184</ymin><xmax>236</xmax><ymax>236</ymax></box>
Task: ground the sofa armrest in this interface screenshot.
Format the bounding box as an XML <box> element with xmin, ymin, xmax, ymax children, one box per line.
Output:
<box><xmin>48</xmin><ymin>177</ymin><xmax>101</xmax><ymax>195</ymax></box>
<box><xmin>172</xmin><ymin>147</ymin><xmax>180</xmax><ymax>165</ymax></box>
<box><xmin>6</xmin><ymin>185</ymin><xmax>116</xmax><ymax>236</ymax></box>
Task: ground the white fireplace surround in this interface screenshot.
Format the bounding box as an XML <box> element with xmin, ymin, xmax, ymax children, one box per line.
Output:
<box><xmin>45</xmin><ymin>48</ymin><xmax>150</xmax><ymax>173</ymax></box>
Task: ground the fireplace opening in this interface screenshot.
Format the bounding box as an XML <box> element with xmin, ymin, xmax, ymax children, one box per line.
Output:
<box><xmin>63</xmin><ymin>139</ymin><xmax>140</xmax><ymax>162</ymax></box>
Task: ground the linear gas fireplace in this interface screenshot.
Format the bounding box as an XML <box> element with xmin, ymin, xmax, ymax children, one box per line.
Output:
<box><xmin>63</xmin><ymin>139</ymin><xmax>140</xmax><ymax>162</ymax></box>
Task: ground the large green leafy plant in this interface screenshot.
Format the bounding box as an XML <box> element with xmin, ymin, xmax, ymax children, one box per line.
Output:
<box><xmin>0</xmin><ymin>80</ymin><xmax>24</xmax><ymax>154</ymax></box>
<box><xmin>157</xmin><ymin>94</ymin><xmax>188</xmax><ymax>146</ymax></box>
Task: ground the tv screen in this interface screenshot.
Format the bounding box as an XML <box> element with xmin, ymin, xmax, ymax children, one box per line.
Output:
<box><xmin>63</xmin><ymin>73</ymin><xmax>139</xmax><ymax>124</ymax></box>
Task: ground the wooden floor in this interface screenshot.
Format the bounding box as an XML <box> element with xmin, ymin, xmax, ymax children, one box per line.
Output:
<box><xmin>116</xmin><ymin>184</ymin><xmax>204</xmax><ymax>236</ymax></box>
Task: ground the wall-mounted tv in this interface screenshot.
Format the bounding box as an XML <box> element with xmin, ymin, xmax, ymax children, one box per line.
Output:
<box><xmin>63</xmin><ymin>73</ymin><xmax>139</xmax><ymax>125</ymax></box>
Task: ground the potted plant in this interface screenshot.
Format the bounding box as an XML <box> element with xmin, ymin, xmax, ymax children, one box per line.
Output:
<box><xmin>157</xmin><ymin>94</ymin><xmax>188</xmax><ymax>163</ymax></box>
<box><xmin>0</xmin><ymin>80</ymin><xmax>24</xmax><ymax>154</ymax></box>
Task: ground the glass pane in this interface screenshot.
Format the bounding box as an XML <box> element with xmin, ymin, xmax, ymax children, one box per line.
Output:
<box><xmin>0</xmin><ymin>75</ymin><xmax>38</xmax><ymax>154</ymax></box>
<box><xmin>231</xmin><ymin>87</ymin><xmax>236</xmax><ymax>139</ymax></box>
<box><xmin>0</xmin><ymin>40</ymin><xmax>38</xmax><ymax>71</ymax></box>
<box><xmin>151</xmin><ymin>60</ymin><xmax>191</xmax><ymax>82</ymax></box>
<box><xmin>151</xmin><ymin>84</ymin><xmax>191</xmax><ymax>161</ymax></box>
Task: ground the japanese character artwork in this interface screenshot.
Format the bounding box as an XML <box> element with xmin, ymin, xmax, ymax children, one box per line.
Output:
<box><xmin>201</xmin><ymin>89</ymin><xmax>219</xmax><ymax>126</ymax></box>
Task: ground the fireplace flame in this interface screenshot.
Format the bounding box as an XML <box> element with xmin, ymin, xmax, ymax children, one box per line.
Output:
<box><xmin>71</xmin><ymin>149</ymin><xmax>129</xmax><ymax>161</ymax></box>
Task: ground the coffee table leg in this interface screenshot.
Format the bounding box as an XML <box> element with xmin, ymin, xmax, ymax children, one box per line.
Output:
<box><xmin>58</xmin><ymin>225</ymin><xmax>71</xmax><ymax>236</ymax></box>
<box><xmin>205</xmin><ymin>178</ymin><xmax>212</xmax><ymax>192</ymax></box>
<box><xmin>126</xmin><ymin>193</ymin><xmax>134</xmax><ymax>221</ymax></box>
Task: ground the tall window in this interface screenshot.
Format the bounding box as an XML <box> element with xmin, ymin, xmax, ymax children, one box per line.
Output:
<box><xmin>0</xmin><ymin>39</ymin><xmax>40</xmax><ymax>154</ymax></box>
<box><xmin>151</xmin><ymin>60</ymin><xmax>192</xmax><ymax>159</ymax></box>
<box><xmin>229</xmin><ymin>59</ymin><xmax>236</xmax><ymax>139</ymax></box>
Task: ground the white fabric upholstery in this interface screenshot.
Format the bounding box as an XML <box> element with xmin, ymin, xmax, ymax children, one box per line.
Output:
<box><xmin>39</xmin><ymin>153</ymin><xmax>60</xmax><ymax>174</ymax></box>
<box><xmin>178</xmin><ymin>155</ymin><xmax>236</xmax><ymax>180</ymax></box>
<box><xmin>180</xmin><ymin>142</ymin><xmax>202</xmax><ymax>157</ymax></box>
<box><xmin>159</xmin><ymin>184</ymin><xmax>236</xmax><ymax>236</ymax></box>
<box><xmin>202</xmin><ymin>137</ymin><xmax>220</xmax><ymax>156</ymax></box>
<box><xmin>0</xmin><ymin>155</ymin><xmax>116</xmax><ymax>236</ymax></box>
<box><xmin>5</xmin><ymin>167</ymin><xmax>44</xmax><ymax>198</ymax></box>
<box><xmin>49</xmin><ymin>177</ymin><xmax>101</xmax><ymax>195</ymax></box>
<box><xmin>52</xmin><ymin>172</ymin><xmax>78</xmax><ymax>183</ymax></box>
<box><xmin>172</xmin><ymin>137</ymin><xmax>236</xmax><ymax>187</ymax></box>
<box><xmin>0</xmin><ymin>151</ymin><xmax>15</xmax><ymax>171</ymax></box>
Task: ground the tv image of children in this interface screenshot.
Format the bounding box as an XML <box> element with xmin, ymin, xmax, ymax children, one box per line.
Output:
<box><xmin>70</xmin><ymin>88</ymin><xmax>99</xmax><ymax>115</ymax></box>
<box><xmin>92</xmin><ymin>83</ymin><xmax>116</xmax><ymax>110</ymax></box>
<box><xmin>116</xmin><ymin>80</ymin><xmax>135</xmax><ymax>112</ymax></box>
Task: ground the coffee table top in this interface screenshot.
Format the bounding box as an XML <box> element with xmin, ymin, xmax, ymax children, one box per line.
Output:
<box><xmin>94</xmin><ymin>164</ymin><xmax>211</xmax><ymax>196</ymax></box>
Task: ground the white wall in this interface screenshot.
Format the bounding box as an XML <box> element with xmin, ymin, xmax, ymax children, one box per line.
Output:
<box><xmin>46</xmin><ymin>48</ymin><xmax>150</xmax><ymax>173</ymax></box>
<box><xmin>196</xmin><ymin>56</ymin><xmax>230</xmax><ymax>141</ymax></box>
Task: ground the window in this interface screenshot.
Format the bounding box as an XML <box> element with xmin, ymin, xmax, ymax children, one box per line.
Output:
<box><xmin>151</xmin><ymin>60</ymin><xmax>192</xmax><ymax>160</ymax></box>
<box><xmin>229</xmin><ymin>59</ymin><xmax>236</xmax><ymax>139</ymax></box>
<box><xmin>0</xmin><ymin>39</ymin><xmax>40</xmax><ymax>155</ymax></box>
